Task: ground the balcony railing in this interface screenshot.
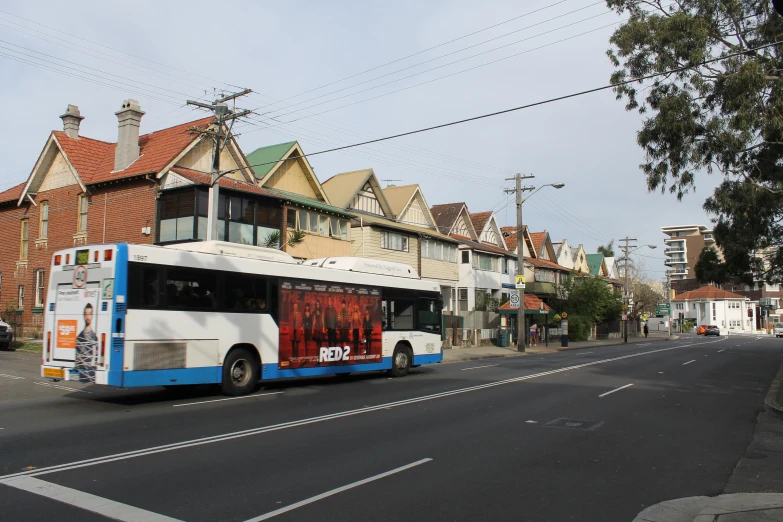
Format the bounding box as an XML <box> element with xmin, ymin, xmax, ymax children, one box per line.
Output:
<box><xmin>665</xmin><ymin>258</ymin><xmax>687</xmax><ymax>265</ymax></box>
<box><xmin>665</xmin><ymin>246</ymin><xmax>685</xmax><ymax>254</ymax></box>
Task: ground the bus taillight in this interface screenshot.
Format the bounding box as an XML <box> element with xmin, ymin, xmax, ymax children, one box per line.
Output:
<box><xmin>93</xmin><ymin>250</ymin><xmax>99</xmax><ymax>262</ymax></box>
<box><xmin>104</xmin><ymin>249</ymin><xmax>113</xmax><ymax>261</ymax></box>
<box><xmin>54</xmin><ymin>255</ymin><xmax>61</xmax><ymax>266</ymax></box>
<box><xmin>45</xmin><ymin>331</ymin><xmax>51</xmax><ymax>362</ymax></box>
<box><xmin>100</xmin><ymin>333</ymin><xmax>106</xmax><ymax>365</ymax></box>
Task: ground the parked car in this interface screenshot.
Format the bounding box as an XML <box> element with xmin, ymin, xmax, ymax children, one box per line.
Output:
<box><xmin>0</xmin><ymin>317</ymin><xmax>12</xmax><ymax>350</ymax></box>
<box><xmin>697</xmin><ymin>324</ymin><xmax>709</xmax><ymax>335</ymax></box>
<box><xmin>704</xmin><ymin>325</ymin><xmax>721</xmax><ymax>336</ymax></box>
<box><xmin>774</xmin><ymin>323</ymin><xmax>783</xmax><ymax>338</ymax></box>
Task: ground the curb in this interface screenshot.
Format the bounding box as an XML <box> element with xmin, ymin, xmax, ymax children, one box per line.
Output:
<box><xmin>764</xmin><ymin>362</ymin><xmax>783</xmax><ymax>420</ymax></box>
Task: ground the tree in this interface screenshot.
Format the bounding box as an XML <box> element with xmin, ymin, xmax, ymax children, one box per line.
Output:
<box><xmin>597</xmin><ymin>240</ymin><xmax>615</xmax><ymax>257</ymax></box>
<box><xmin>630</xmin><ymin>280</ymin><xmax>665</xmax><ymax>316</ymax></box>
<box><xmin>261</xmin><ymin>229</ymin><xmax>306</xmax><ymax>250</ymax></box>
<box><xmin>551</xmin><ymin>275</ymin><xmax>623</xmax><ymax>323</ymax></box>
<box><xmin>606</xmin><ymin>0</ymin><xmax>783</xmax><ymax>282</ymax></box>
<box><xmin>694</xmin><ymin>247</ymin><xmax>730</xmax><ymax>284</ymax></box>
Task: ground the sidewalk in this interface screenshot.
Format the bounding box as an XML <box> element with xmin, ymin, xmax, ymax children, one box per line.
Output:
<box><xmin>441</xmin><ymin>333</ymin><xmax>676</xmax><ymax>364</ymax></box>
<box><xmin>633</xmin><ymin>362</ymin><xmax>783</xmax><ymax>521</ymax></box>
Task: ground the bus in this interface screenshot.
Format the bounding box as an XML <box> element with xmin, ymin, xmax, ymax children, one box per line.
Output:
<box><xmin>41</xmin><ymin>241</ymin><xmax>443</xmax><ymax>395</ymax></box>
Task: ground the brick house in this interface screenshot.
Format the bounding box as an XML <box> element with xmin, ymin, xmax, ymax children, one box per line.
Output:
<box><xmin>0</xmin><ymin>101</ymin><xmax>283</xmax><ymax>336</ymax></box>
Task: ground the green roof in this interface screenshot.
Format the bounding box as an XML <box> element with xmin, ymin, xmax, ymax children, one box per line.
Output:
<box><xmin>269</xmin><ymin>189</ymin><xmax>354</xmax><ymax>218</ymax></box>
<box><xmin>246</xmin><ymin>141</ymin><xmax>298</xmax><ymax>179</ymax></box>
<box><xmin>585</xmin><ymin>253</ymin><xmax>604</xmax><ymax>276</ymax></box>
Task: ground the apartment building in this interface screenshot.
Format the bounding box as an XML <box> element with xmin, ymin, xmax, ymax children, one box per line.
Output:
<box><xmin>662</xmin><ymin>224</ymin><xmax>718</xmax><ymax>289</ymax></box>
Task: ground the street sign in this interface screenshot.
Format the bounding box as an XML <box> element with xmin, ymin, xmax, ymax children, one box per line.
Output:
<box><xmin>622</xmin><ymin>313</ymin><xmax>628</xmax><ymax>321</ymax></box>
<box><xmin>510</xmin><ymin>292</ymin><xmax>520</xmax><ymax>308</ymax></box>
<box><xmin>515</xmin><ymin>275</ymin><xmax>525</xmax><ymax>289</ymax></box>
<box><xmin>656</xmin><ymin>302</ymin><xmax>670</xmax><ymax>312</ymax></box>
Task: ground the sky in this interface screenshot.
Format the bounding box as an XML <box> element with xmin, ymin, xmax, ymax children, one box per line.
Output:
<box><xmin>0</xmin><ymin>0</ymin><xmax>722</xmax><ymax>280</ymax></box>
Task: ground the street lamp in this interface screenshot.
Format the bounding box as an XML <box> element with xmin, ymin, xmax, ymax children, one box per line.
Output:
<box><xmin>508</xmin><ymin>179</ymin><xmax>565</xmax><ymax>352</ymax></box>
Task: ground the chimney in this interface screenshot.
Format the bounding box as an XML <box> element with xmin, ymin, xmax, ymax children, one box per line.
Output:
<box><xmin>114</xmin><ymin>99</ymin><xmax>145</xmax><ymax>171</ymax></box>
<box><xmin>59</xmin><ymin>104</ymin><xmax>84</xmax><ymax>138</ymax></box>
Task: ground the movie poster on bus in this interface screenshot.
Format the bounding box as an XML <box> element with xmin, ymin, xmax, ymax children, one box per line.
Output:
<box><xmin>278</xmin><ymin>280</ymin><xmax>382</xmax><ymax>369</ymax></box>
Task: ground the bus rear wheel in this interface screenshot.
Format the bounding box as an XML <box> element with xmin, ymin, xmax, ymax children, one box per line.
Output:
<box><xmin>389</xmin><ymin>344</ymin><xmax>411</xmax><ymax>378</ymax></box>
<box><xmin>222</xmin><ymin>348</ymin><xmax>259</xmax><ymax>396</ymax></box>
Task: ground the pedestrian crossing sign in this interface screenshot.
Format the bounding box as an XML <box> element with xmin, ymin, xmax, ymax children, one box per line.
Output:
<box><xmin>515</xmin><ymin>275</ymin><xmax>525</xmax><ymax>289</ymax></box>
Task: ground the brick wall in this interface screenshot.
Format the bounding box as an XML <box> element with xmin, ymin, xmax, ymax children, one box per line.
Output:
<box><xmin>0</xmin><ymin>177</ymin><xmax>157</xmax><ymax>335</ymax></box>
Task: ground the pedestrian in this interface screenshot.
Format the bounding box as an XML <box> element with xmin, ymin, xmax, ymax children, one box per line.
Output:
<box><xmin>530</xmin><ymin>323</ymin><xmax>537</xmax><ymax>346</ymax></box>
<box><xmin>643</xmin><ymin>322</ymin><xmax>649</xmax><ymax>338</ymax></box>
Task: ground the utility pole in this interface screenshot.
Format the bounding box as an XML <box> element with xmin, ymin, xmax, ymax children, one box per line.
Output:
<box><xmin>667</xmin><ymin>270</ymin><xmax>673</xmax><ymax>337</ymax></box>
<box><xmin>187</xmin><ymin>89</ymin><xmax>253</xmax><ymax>241</ymax></box>
<box><xmin>505</xmin><ymin>173</ymin><xmax>535</xmax><ymax>351</ymax></box>
<box><xmin>620</xmin><ymin>237</ymin><xmax>638</xmax><ymax>343</ymax></box>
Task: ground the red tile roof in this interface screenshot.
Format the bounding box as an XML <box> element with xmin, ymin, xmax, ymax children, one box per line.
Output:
<box><xmin>0</xmin><ymin>182</ymin><xmax>25</xmax><ymax>204</ymax></box>
<box><xmin>431</xmin><ymin>202</ymin><xmax>466</xmax><ymax>230</ymax></box>
<box><xmin>170</xmin><ymin>168</ymin><xmax>281</xmax><ymax>198</ymax></box>
<box><xmin>673</xmin><ymin>285</ymin><xmax>747</xmax><ymax>301</ymax></box>
<box><xmin>525</xmin><ymin>257</ymin><xmax>570</xmax><ymax>271</ymax></box>
<box><xmin>504</xmin><ymin>232</ymin><xmax>518</xmax><ymax>252</ymax></box>
<box><xmin>498</xmin><ymin>295</ymin><xmax>552</xmax><ymax>312</ymax></box>
<box><xmin>469</xmin><ymin>211</ymin><xmax>492</xmax><ymax>232</ymax></box>
<box><xmin>530</xmin><ymin>231</ymin><xmax>547</xmax><ymax>255</ymax></box>
<box><xmin>53</xmin><ymin>116</ymin><xmax>213</xmax><ymax>184</ymax></box>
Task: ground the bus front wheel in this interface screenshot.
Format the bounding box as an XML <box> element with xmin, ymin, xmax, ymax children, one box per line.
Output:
<box><xmin>222</xmin><ymin>348</ymin><xmax>259</xmax><ymax>396</ymax></box>
<box><xmin>389</xmin><ymin>344</ymin><xmax>411</xmax><ymax>378</ymax></box>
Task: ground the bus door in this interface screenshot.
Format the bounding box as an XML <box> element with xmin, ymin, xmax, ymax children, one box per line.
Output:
<box><xmin>53</xmin><ymin>281</ymin><xmax>101</xmax><ymax>381</ymax></box>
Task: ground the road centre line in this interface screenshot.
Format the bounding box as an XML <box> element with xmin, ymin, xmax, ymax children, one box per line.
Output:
<box><xmin>32</xmin><ymin>381</ymin><xmax>89</xmax><ymax>393</ymax></box>
<box><xmin>683</xmin><ymin>360</ymin><xmax>696</xmax><ymax>365</ymax></box>
<box><xmin>244</xmin><ymin>458</ymin><xmax>432</xmax><ymax>521</ymax></box>
<box><xmin>173</xmin><ymin>391</ymin><xmax>284</xmax><ymax>407</ymax></box>
<box><xmin>461</xmin><ymin>364</ymin><xmax>499</xmax><ymax>371</ymax></box>
<box><xmin>718</xmin><ymin>349</ymin><xmax>726</xmax><ymax>353</ymax></box>
<box><xmin>0</xmin><ymin>476</ymin><xmax>182</xmax><ymax>522</ymax></box>
<box><xmin>0</xmin><ymin>337</ymin><xmax>725</xmax><ymax>481</ymax></box>
<box><xmin>598</xmin><ymin>383</ymin><xmax>634</xmax><ymax>398</ymax></box>
<box><xmin>0</xmin><ymin>373</ymin><xmax>24</xmax><ymax>380</ymax></box>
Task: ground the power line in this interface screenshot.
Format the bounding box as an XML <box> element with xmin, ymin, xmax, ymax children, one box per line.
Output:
<box><xmin>230</xmin><ymin>40</ymin><xmax>783</xmax><ymax>176</ymax></box>
<box><xmin>259</xmin><ymin>17</ymin><xmax>621</xmax><ymax>121</ymax></box>
<box><xmin>261</xmin><ymin>1</ymin><xmax>610</xmax><ymax>115</ymax></box>
<box><xmin>266</xmin><ymin>0</ymin><xmax>570</xmax><ymax>106</ymax></box>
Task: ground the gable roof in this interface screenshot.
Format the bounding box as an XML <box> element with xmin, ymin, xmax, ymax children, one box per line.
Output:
<box><xmin>449</xmin><ymin>234</ymin><xmax>514</xmax><ymax>256</ymax></box>
<box><xmin>430</xmin><ymin>203</ymin><xmax>465</xmax><ymax>231</ymax></box>
<box><xmin>470</xmin><ymin>212</ymin><xmax>492</xmax><ymax>234</ymax></box>
<box><xmin>351</xmin><ymin>211</ymin><xmax>459</xmax><ymax>242</ymax></box>
<box><xmin>382</xmin><ymin>185</ymin><xmax>418</xmax><ymax>216</ymax></box>
<box><xmin>525</xmin><ymin>257</ymin><xmax>571</xmax><ymax>272</ymax></box>
<box><xmin>0</xmin><ymin>182</ymin><xmax>25</xmax><ymax>205</ymax></box>
<box><xmin>530</xmin><ymin>232</ymin><xmax>546</xmax><ymax>255</ymax></box>
<box><xmin>322</xmin><ymin>169</ymin><xmax>394</xmax><ymax>217</ymax></box>
<box><xmin>246</xmin><ymin>141</ymin><xmax>297</xmax><ymax>179</ymax></box>
<box><xmin>673</xmin><ymin>285</ymin><xmax>748</xmax><ymax>301</ymax></box>
<box><xmin>245</xmin><ymin>141</ymin><xmax>328</xmax><ymax>202</ymax></box>
<box><xmin>585</xmin><ymin>253</ymin><xmax>605</xmax><ymax>276</ymax></box>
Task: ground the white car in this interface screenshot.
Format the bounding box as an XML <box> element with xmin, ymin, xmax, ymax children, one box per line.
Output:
<box><xmin>774</xmin><ymin>323</ymin><xmax>783</xmax><ymax>338</ymax></box>
<box><xmin>0</xmin><ymin>318</ymin><xmax>12</xmax><ymax>350</ymax></box>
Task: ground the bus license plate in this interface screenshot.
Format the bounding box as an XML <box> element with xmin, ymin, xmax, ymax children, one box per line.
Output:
<box><xmin>43</xmin><ymin>368</ymin><xmax>64</xmax><ymax>379</ymax></box>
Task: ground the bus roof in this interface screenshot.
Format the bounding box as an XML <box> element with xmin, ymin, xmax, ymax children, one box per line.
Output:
<box><xmin>303</xmin><ymin>257</ymin><xmax>420</xmax><ymax>279</ymax></box>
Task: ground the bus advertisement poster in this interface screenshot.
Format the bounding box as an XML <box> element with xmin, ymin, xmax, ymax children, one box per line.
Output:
<box><xmin>279</xmin><ymin>280</ymin><xmax>382</xmax><ymax>369</ymax></box>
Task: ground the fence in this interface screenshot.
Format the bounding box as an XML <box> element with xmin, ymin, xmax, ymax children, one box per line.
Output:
<box><xmin>594</xmin><ymin>321</ymin><xmax>623</xmax><ymax>340</ymax></box>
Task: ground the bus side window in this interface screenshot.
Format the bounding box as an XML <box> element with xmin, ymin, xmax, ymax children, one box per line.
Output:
<box><xmin>389</xmin><ymin>299</ymin><xmax>414</xmax><ymax>330</ymax></box>
<box><xmin>225</xmin><ymin>274</ymin><xmax>268</xmax><ymax>312</ymax></box>
<box><xmin>381</xmin><ymin>300</ymin><xmax>389</xmax><ymax>330</ymax></box>
<box><xmin>166</xmin><ymin>269</ymin><xmax>217</xmax><ymax>310</ymax></box>
<box><xmin>417</xmin><ymin>298</ymin><xmax>441</xmax><ymax>334</ymax></box>
<box><xmin>128</xmin><ymin>264</ymin><xmax>161</xmax><ymax>308</ymax></box>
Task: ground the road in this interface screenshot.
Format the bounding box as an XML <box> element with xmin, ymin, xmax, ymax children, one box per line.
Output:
<box><xmin>0</xmin><ymin>334</ymin><xmax>781</xmax><ymax>521</ymax></box>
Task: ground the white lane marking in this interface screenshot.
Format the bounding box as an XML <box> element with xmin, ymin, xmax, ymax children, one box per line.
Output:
<box><xmin>525</xmin><ymin>420</ymin><xmax>538</xmax><ymax>424</ymax></box>
<box><xmin>0</xmin><ymin>373</ymin><xmax>24</xmax><ymax>380</ymax></box>
<box><xmin>461</xmin><ymin>364</ymin><xmax>500</xmax><ymax>371</ymax></box>
<box><xmin>0</xmin><ymin>338</ymin><xmax>726</xmax><ymax>481</ymax></box>
<box><xmin>683</xmin><ymin>360</ymin><xmax>696</xmax><ymax>365</ymax></box>
<box><xmin>245</xmin><ymin>458</ymin><xmax>432</xmax><ymax>521</ymax></box>
<box><xmin>718</xmin><ymin>349</ymin><xmax>726</xmax><ymax>353</ymax></box>
<box><xmin>32</xmin><ymin>381</ymin><xmax>89</xmax><ymax>393</ymax></box>
<box><xmin>598</xmin><ymin>383</ymin><xmax>634</xmax><ymax>398</ymax></box>
<box><xmin>173</xmin><ymin>391</ymin><xmax>284</xmax><ymax>408</ymax></box>
<box><xmin>582</xmin><ymin>352</ymin><xmax>594</xmax><ymax>354</ymax></box>
<box><xmin>0</xmin><ymin>476</ymin><xmax>182</xmax><ymax>521</ymax></box>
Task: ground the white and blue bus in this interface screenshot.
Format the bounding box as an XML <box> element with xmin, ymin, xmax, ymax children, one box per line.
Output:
<box><xmin>41</xmin><ymin>241</ymin><xmax>443</xmax><ymax>395</ymax></box>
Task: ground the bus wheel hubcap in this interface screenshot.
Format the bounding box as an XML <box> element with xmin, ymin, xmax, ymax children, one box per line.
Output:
<box><xmin>231</xmin><ymin>359</ymin><xmax>249</xmax><ymax>385</ymax></box>
<box><xmin>396</xmin><ymin>352</ymin><xmax>407</xmax><ymax>368</ymax></box>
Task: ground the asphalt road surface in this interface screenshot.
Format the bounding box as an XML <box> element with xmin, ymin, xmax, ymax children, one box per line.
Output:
<box><xmin>1</xmin><ymin>334</ymin><xmax>781</xmax><ymax>521</ymax></box>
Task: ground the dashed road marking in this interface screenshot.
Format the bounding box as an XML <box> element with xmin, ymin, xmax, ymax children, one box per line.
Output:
<box><xmin>598</xmin><ymin>383</ymin><xmax>634</xmax><ymax>398</ymax></box>
<box><xmin>683</xmin><ymin>360</ymin><xmax>696</xmax><ymax>366</ymax></box>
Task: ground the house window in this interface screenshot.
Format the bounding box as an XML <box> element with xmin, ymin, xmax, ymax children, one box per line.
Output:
<box><xmin>381</xmin><ymin>231</ymin><xmax>408</xmax><ymax>252</ymax></box>
<box><xmin>422</xmin><ymin>239</ymin><xmax>457</xmax><ymax>262</ymax></box>
<box><xmin>472</xmin><ymin>252</ymin><xmax>496</xmax><ymax>271</ymax></box>
<box><xmin>160</xmin><ymin>190</ymin><xmax>196</xmax><ymax>242</ymax></box>
<box><xmin>18</xmin><ymin>285</ymin><xmax>24</xmax><ymax>309</ymax></box>
<box><xmin>40</xmin><ymin>202</ymin><xmax>49</xmax><ymax>238</ymax></box>
<box><xmin>461</xmin><ymin>251</ymin><xmax>470</xmax><ymax>264</ymax></box>
<box><xmin>20</xmin><ymin>220</ymin><xmax>29</xmax><ymax>260</ymax></box>
<box><xmin>502</xmin><ymin>258</ymin><xmax>508</xmax><ymax>274</ymax></box>
<box><xmin>329</xmin><ymin>217</ymin><xmax>349</xmax><ymax>240</ymax></box>
<box><xmin>457</xmin><ymin>288</ymin><xmax>468</xmax><ymax>312</ymax></box>
<box><xmin>77</xmin><ymin>194</ymin><xmax>88</xmax><ymax>232</ymax></box>
<box><xmin>712</xmin><ymin>302</ymin><xmax>716</xmax><ymax>320</ymax></box>
<box><xmin>34</xmin><ymin>269</ymin><xmax>45</xmax><ymax>308</ymax></box>
<box><xmin>256</xmin><ymin>204</ymin><xmax>281</xmax><ymax>246</ymax></box>
<box><xmin>228</xmin><ymin>196</ymin><xmax>254</xmax><ymax>245</ymax></box>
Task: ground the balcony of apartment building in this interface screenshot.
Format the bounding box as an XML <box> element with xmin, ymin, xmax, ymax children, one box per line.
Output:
<box><xmin>664</xmin><ymin>241</ymin><xmax>686</xmax><ymax>255</ymax></box>
<box><xmin>664</xmin><ymin>256</ymin><xmax>687</xmax><ymax>266</ymax></box>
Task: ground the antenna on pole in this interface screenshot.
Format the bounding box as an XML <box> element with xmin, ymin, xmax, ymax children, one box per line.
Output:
<box><xmin>186</xmin><ymin>89</ymin><xmax>253</xmax><ymax>241</ymax></box>
<box><xmin>382</xmin><ymin>179</ymin><xmax>402</xmax><ymax>187</ymax></box>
